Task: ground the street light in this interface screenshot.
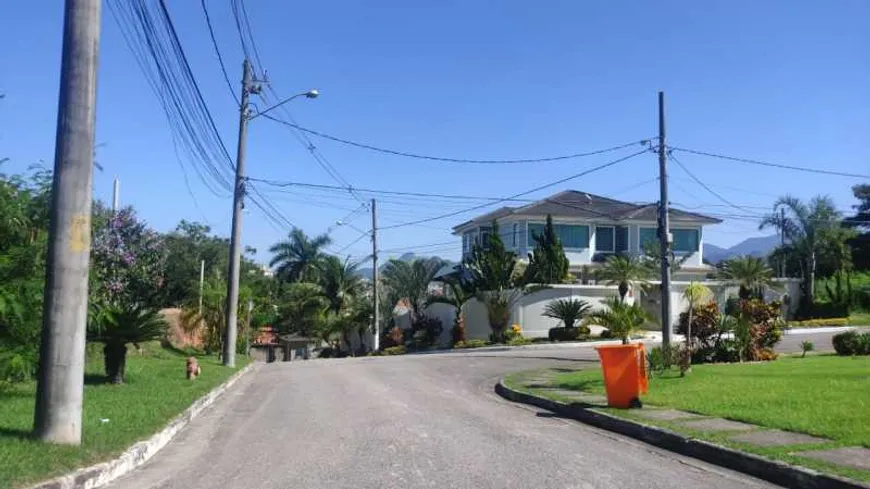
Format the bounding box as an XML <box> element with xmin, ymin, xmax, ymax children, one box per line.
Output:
<box><xmin>248</xmin><ymin>89</ymin><xmax>319</xmax><ymax>121</ymax></box>
<box><xmin>335</xmin><ymin>219</ymin><xmax>369</xmax><ymax>236</ymax></box>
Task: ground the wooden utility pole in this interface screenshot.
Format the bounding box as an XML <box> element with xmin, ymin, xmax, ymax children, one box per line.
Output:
<box><xmin>371</xmin><ymin>199</ymin><xmax>380</xmax><ymax>351</ymax></box>
<box><xmin>224</xmin><ymin>59</ymin><xmax>256</xmax><ymax>367</ymax></box>
<box><xmin>657</xmin><ymin>91</ymin><xmax>673</xmax><ymax>347</ymax></box>
<box><xmin>34</xmin><ymin>0</ymin><xmax>102</xmax><ymax>445</ymax></box>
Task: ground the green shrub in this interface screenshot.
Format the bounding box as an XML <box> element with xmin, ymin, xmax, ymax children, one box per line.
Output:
<box><xmin>454</xmin><ymin>339</ymin><xmax>489</xmax><ymax>349</ymax></box>
<box><xmin>507</xmin><ymin>337</ymin><xmax>532</xmax><ymax>346</ymax></box>
<box><xmin>599</xmin><ymin>329</ymin><xmax>613</xmax><ymax>339</ymax></box>
<box><xmin>646</xmin><ymin>344</ymin><xmax>678</xmax><ymax>377</ymax></box>
<box><xmin>797</xmin><ymin>301</ymin><xmax>849</xmax><ymax>320</ymax></box>
<box><xmin>800</xmin><ymin>340</ymin><xmax>815</xmax><ymax>358</ymax></box>
<box><xmin>383</xmin><ymin>345</ymin><xmax>407</xmax><ymax>356</ymax></box>
<box><xmin>318</xmin><ymin>347</ymin><xmax>336</xmax><ymax>358</ymax></box>
<box><xmin>712</xmin><ymin>338</ymin><xmax>741</xmax><ymax>363</ymax></box>
<box><xmin>832</xmin><ymin>331</ymin><xmax>862</xmax><ymax>356</ymax></box>
<box><xmin>861</xmin><ymin>332</ymin><xmax>870</xmax><ymax>355</ymax></box>
<box><xmin>788</xmin><ymin>317</ymin><xmax>849</xmax><ymax>327</ymax></box>
<box><xmin>677</xmin><ymin>302</ymin><xmax>721</xmax><ymax>350</ymax></box>
<box><xmin>548</xmin><ymin>326</ymin><xmax>590</xmax><ymax>342</ymax></box>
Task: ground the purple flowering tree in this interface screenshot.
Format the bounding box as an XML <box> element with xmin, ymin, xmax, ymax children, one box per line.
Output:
<box><xmin>88</xmin><ymin>207</ymin><xmax>168</xmax><ymax>383</ymax></box>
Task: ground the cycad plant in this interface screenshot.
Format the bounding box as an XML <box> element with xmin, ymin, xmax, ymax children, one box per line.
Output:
<box><xmin>596</xmin><ymin>254</ymin><xmax>653</xmax><ymax>302</ymax></box>
<box><xmin>543</xmin><ymin>298</ymin><xmax>592</xmax><ymax>329</ymax></box>
<box><xmin>88</xmin><ymin>302</ymin><xmax>168</xmax><ymax>384</ymax></box>
<box><xmin>718</xmin><ymin>255</ymin><xmax>782</xmax><ymax>300</ymax></box>
<box><xmin>583</xmin><ymin>298</ymin><xmax>651</xmax><ymax>344</ymax></box>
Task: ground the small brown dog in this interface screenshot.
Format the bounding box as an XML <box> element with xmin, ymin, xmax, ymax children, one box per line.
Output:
<box><xmin>186</xmin><ymin>357</ymin><xmax>201</xmax><ymax>380</ymax></box>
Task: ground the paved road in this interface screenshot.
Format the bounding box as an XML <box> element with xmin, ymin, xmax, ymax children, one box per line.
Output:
<box><xmin>104</xmin><ymin>329</ymin><xmax>857</xmax><ymax>489</ymax></box>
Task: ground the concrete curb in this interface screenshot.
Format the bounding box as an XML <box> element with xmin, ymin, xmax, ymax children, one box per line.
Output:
<box><xmin>495</xmin><ymin>380</ymin><xmax>870</xmax><ymax>489</ymax></box>
<box><xmin>27</xmin><ymin>362</ymin><xmax>258</xmax><ymax>489</ymax></box>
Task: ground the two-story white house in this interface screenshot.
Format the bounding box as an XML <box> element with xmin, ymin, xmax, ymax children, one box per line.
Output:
<box><xmin>452</xmin><ymin>190</ymin><xmax>722</xmax><ymax>280</ymax></box>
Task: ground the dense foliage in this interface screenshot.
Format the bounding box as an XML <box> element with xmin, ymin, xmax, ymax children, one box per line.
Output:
<box><xmin>525</xmin><ymin>214</ymin><xmax>569</xmax><ymax>284</ymax></box>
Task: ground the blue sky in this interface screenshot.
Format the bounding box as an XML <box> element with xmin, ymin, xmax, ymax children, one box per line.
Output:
<box><xmin>1</xmin><ymin>1</ymin><xmax>868</xmax><ymax>264</ymax></box>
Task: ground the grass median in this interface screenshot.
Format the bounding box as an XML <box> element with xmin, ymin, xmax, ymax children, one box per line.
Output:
<box><xmin>506</xmin><ymin>355</ymin><xmax>870</xmax><ymax>482</ymax></box>
<box><xmin>0</xmin><ymin>348</ymin><xmax>249</xmax><ymax>489</ymax></box>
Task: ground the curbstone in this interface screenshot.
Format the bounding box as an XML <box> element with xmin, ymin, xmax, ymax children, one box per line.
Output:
<box><xmin>26</xmin><ymin>362</ymin><xmax>258</xmax><ymax>489</ymax></box>
<box><xmin>495</xmin><ymin>380</ymin><xmax>870</xmax><ymax>489</ymax></box>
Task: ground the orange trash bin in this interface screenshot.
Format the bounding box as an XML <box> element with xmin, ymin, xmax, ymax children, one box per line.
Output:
<box><xmin>595</xmin><ymin>343</ymin><xmax>648</xmax><ymax>408</ymax></box>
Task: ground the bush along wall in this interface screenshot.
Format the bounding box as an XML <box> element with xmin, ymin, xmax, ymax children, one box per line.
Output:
<box><xmin>832</xmin><ymin>330</ymin><xmax>870</xmax><ymax>356</ymax></box>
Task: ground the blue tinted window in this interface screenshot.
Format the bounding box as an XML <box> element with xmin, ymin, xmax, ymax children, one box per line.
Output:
<box><xmin>640</xmin><ymin>227</ymin><xmax>657</xmax><ymax>249</ymax></box>
<box><xmin>673</xmin><ymin>229</ymin><xmax>700</xmax><ymax>252</ymax></box>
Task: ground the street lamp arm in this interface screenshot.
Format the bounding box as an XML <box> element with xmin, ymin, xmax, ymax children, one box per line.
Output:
<box><xmin>248</xmin><ymin>89</ymin><xmax>318</xmax><ymax>120</ymax></box>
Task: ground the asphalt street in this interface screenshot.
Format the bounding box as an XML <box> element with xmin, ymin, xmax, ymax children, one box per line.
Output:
<box><xmin>111</xmin><ymin>335</ymin><xmax>870</xmax><ymax>489</ymax></box>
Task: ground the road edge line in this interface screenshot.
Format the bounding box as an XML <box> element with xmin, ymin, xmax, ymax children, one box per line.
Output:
<box><xmin>26</xmin><ymin>362</ymin><xmax>258</xmax><ymax>489</ymax></box>
<box><xmin>495</xmin><ymin>379</ymin><xmax>870</xmax><ymax>489</ymax></box>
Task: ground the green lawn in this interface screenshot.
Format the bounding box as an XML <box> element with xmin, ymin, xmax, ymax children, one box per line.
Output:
<box><xmin>850</xmin><ymin>310</ymin><xmax>870</xmax><ymax>326</ymax></box>
<box><xmin>552</xmin><ymin>355</ymin><xmax>870</xmax><ymax>446</ymax></box>
<box><xmin>0</xmin><ymin>348</ymin><xmax>249</xmax><ymax>489</ymax></box>
<box><xmin>513</xmin><ymin>356</ymin><xmax>870</xmax><ymax>481</ymax></box>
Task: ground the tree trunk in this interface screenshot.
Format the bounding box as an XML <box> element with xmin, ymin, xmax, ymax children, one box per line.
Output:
<box><xmin>687</xmin><ymin>306</ymin><xmax>693</xmax><ymax>350</ymax></box>
<box><xmin>103</xmin><ymin>342</ymin><xmax>127</xmax><ymax>384</ymax></box>
<box><xmin>808</xmin><ymin>252</ymin><xmax>816</xmax><ymax>303</ymax></box>
<box><xmin>618</xmin><ymin>282</ymin><xmax>628</xmax><ymax>302</ymax></box>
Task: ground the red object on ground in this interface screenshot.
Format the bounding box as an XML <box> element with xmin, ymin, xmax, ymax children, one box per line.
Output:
<box><xmin>595</xmin><ymin>343</ymin><xmax>648</xmax><ymax>408</ymax></box>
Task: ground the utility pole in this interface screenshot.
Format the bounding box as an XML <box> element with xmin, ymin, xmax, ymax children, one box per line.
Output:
<box><xmin>112</xmin><ymin>176</ymin><xmax>119</xmax><ymax>212</ymax></box>
<box><xmin>223</xmin><ymin>60</ymin><xmax>257</xmax><ymax>367</ymax></box>
<box><xmin>657</xmin><ymin>91</ymin><xmax>672</xmax><ymax>347</ymax></box>
<box><xmin>198</xmin><ymin>259</ymin><xmax>205</xmax><ymax>317</ymax></box>
<box><xmin>779</xmin><ymin>207</ymin><xmax>786</xmax><ymax>278</ymax></box>
<box><xmin>34</xmin><ymin>0</ymin><xmax>102</xmax><ymax>445</ymax></box>
<box><xmin>371</xmin><ymin>199</ymin><xmax>380</xmax><ymax>352</ymax></box>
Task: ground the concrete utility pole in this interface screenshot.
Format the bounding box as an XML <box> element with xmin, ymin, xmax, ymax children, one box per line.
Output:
<box><xmin>34</xmin><ymin>0</ymin><xmax>102</xmax><ymax>445</ymax></box>
<box><xmin>198</xmin><ymin>259</ymin><xmax>205</xmax><ymax>316</ymax></box>
<box><xmin>112</xmin><ymin>176</ymin><xmax>119</xmax><ymax>212</ymax></box>
<box><xmin>779</xmin><ymin>207</ymin><xmax>786</xmax><ymax>278</ymax></box>
<box><xmin>224</xmin><ymin>59</ymin><xmax>257</xmax><ymax>367</ymax></box>
<box><xmin>371</xmin><ymin>199</ymin><xmax>380</xmax><ymax>351</ymax></box>
<box><xmin>657</xmin><ymin>91</ymin><xmax>672</xmax><ymax>347</ymax></box>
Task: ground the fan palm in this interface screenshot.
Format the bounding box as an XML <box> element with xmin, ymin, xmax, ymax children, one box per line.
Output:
<box><xmin>582</xmin><ymin>297</ymin><xmax>651</xmax><ymax>344</ymax></box>
<box><xmin>88</xmin><ymin>302</ymin><xmax>168</xmax><ymax>384</ymax></box>
<box><xmin>380</xmin><ymin>257</ymin><xmax>445</xmax><ymax>319</ymax></box>
<box><xmin>596</xmin><ymin>254</ymin><xmax>653</xmax><ymax>302</ymax></box>
<box><xmin>268</xmin><ymin>227</ymin><xmax>332</xmax><ymax>283</ymax></box>
<box><xmin>543</xmin><ymin>298</ymin><xmax>592</xmax><ymax>329</ymax></box>
<box><xmin>759</xmin><ymin>195</ymin><xmax>841</xmax><ymax>302</ymax></box>
<box><xmin>718</xmin><ymin>255</ymin><xmax>782</xmax><ymax>300</ymax></box>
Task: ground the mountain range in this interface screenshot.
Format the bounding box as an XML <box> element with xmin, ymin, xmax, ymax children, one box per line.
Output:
<box><xmin>703</xmin><ymin>235</ymin><xmax>780</xmax><ymax>264</ymax></box>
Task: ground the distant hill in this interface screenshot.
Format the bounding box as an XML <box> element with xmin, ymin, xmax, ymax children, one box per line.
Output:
<box><xmin>355</xmin><ymin>252</ymin><xmax>456</xmax><ymax>280</ymax></box>
<box><xmin>704</xmin><ymin>235</ymin><xmax>780</xmax><ymax>264</ymax></box>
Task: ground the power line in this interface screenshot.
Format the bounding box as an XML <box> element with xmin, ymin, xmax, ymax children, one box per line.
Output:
<box><xmin>668</xmin><ymin>153</ymin><xmax>754</xmax><ymax>214</ymax></box>
<box><xmin>378</xmin><ymin>149</ymin><xmax>648</xmax><ymax>230</ymax></box>
<box><xmin>200</xmin><ymin>0</ymin><xmax>238</xmax><ymax>105</ymax></box>
<box><xmin>259</xmin><ymin>114</ymin><xmax>650</xmax><ymax>165</ymax></box>
<box><xmin>670</xmin><ymin>146</ymin><xmax>870</xmax><ymax>179</ymax></box>
<box><xmin>248</xmin><ymin>177</ymin><xmax>538</xmax><ymax>203</ymax></box>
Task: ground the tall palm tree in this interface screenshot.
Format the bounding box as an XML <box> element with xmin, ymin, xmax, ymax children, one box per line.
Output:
<box><xmin>380</xmin><ymin>257</ymin><xmax>445</xmax><ymax>320</ymax></box>
<box><xmin>718</xmin><ymin>255</ymin><xmax>781</xmax><ymax>300</ymax></box>
<box><xmin>596</xmin><ymin>254</ymin><xmax>653</xmax><ymax>302</ymax></box>
<box><xmin>318</xmin><ymin>255</ymin><xmax>363</xmax><ymax>314</ymax></box>
<box><xmin>759</xmin><ymin>195</ymin><xmax>841</xmax><ymax>302</ymax></box>
<box><xmin>268</xmin><ymin>227</ymin><xmax>332</xmax><ymax>283</ymax></box>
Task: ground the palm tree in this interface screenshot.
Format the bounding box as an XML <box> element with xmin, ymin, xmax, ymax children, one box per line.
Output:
<box><xmin>596</xmin><ymin>254</ymin><xmax>653</xmax><ymax>302</ymax></box>
<box><xmin>318</xmin><ymin>255</ymin><xmax>363</xmax><ymax>314</ymax></box>
<box><xmin>682</xmin><ymin>282</ymin><xmax>712</xmax><ymax>350</ymax></box>
<box><xmin>426</xmin><ymin>276</ymin><xmax>475</xmax><ymax>344</ymax></box>
<box><xmin>88</xmin><ymin>303</ymin><xmax>168</xmax><ymax>384</ymax></box>
<box><xmin>583</xmin><ymin>297</ymin><xmax>651</xmax><ymax>345</ymax></box>
<box><xmin>276</xmin><ymin>282</ymin><xmax>328</xmax><ymax>339</ymax></box>
<box><xmin>380</xmin><ymin>257</ymin><xmax>445</xmax><ymax>320</ymax></box>
<box><xmin>718</xmin><ymin>255</ymin><xmax>781</xmax><ymax>300</ymax></box>
<box><xmin>543</xmin><ymin>298</ymin><xmax>592</xmax><ymax>329</ymax></box>
<box><xmin>759</xmin><ymin>195</ymin><xmax>841</xmax><ymax>303</ymax></box>
<box><xmin>268</xmin><ymin>227</ymin><xmax>332</xmax><ymax>283</ymax></box>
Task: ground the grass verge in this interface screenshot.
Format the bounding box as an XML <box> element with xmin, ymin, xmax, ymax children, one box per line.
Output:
<box><xmin>0</xmin><ymin>348</ymin><xmax>249</xmax><ymax>489</ymax></box>
<box><xmin>505</xmin><ymin>355</ymin><xmax>870</xmax><ymax>482</ymax></box>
